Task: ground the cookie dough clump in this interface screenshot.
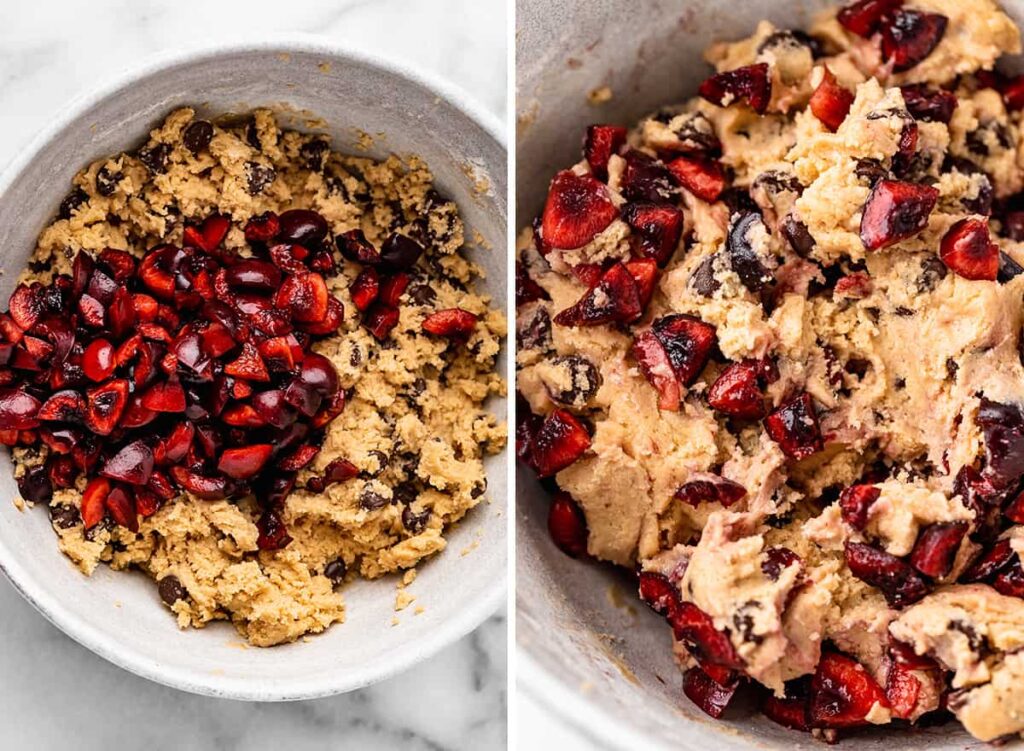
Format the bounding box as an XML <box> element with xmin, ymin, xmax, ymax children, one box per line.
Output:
<box><xmin>9</xmin><ymin>108</ymin><xmax>505</xmax><ymax>647</ymax></box>
<box><xmin>518</xmin><ymin>0</ymin><xmax>1024</xmax><ymax>741</ymax></box>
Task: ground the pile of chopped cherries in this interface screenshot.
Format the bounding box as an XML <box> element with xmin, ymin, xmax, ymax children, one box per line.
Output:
<box><xmin>1</xmin><ymin>207</ymin><xmax>478</xmax><ymax>550</ymax></box>
<box><xmin>517</xmin><ymin>0</ymin><xmax>1024</xmax><ymax>739</ymax></box>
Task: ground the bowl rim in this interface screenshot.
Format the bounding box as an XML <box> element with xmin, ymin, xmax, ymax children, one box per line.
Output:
<box><xmin>0</xmin><ymin>34</ymin><xmax>507</xmax><ymax>702</ymax></box>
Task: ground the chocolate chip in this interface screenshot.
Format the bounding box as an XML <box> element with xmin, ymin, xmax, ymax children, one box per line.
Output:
<box><xmin>720</xmin><ymin>187</ymin><xmax>759</xmax><ymax>215</ymax></box>
<box><xmin>325</xmin><ymin>175</ymin><xmax>352</xmax><ymax>202</ymax></box>
<box><xmin>837</xmin><ymin>360</ymin><xmax>867</xmax><ymax>385</ymax></box>
<box><xmin>411</xmin><ymin>378</ymin><xmax>426</xmax><ymax>396</ymax></box>
<box><xmin>855</xmin><ymin>158</ymin><xmax>888</xmax><ymax>186</ymax></box>
<box><xmin>245</xmin><ymin>162</ymin><xmax>276</xmax><ymax>195</ymax></box>
<box><xmin>84</xmin><ymin>517</ymin><xmax>110</xmax><ymax>542</ymax></box>
<box><xmin>402</xmin><ymin>505</ymin><xmax>430</xmax><ymax>534</ymax></box>
<box><xmin>916</xmin><ymin>255</ymin><xmax>948</xmax><ymax>293</ymax></box>
<box><xmin>158</xmin><ymin>575</ymin><xmax>187</xmax><ymax>606</ymax></box>
<box><xmin>949</xmin><ymin>619</ymin><xmax>986</xmax><ymax>654</ymax></box>
<box><xmin>752</xmin><ymin>169</ymin><xmax>802</xmax><ymax>203</ymax></box>
<box><xmin>363</xmin><ymin>450</ymin><xmax>389</xmax><ymax>478</ymax></box>
<box><xmin>96</xmin><ymin>166</ymin><xmax>123</xmax><ymax>197</ymax></box>
<box><xmin>324</xmin><ymin>558</ymin><xmax>346</xmax><ymax>588</ymax></box>
<box><xmin>245</xmin><ymin>119</ymin><xmax>262</xmax><ymax>149</ymax></box>
<box><xmin>727</xmin><ymin>211</ymin><xmax>773</xmax><ymax>292</ymax></box>
<box><xmin>668</xmin><ymin>111</ymin><xmax>721</xmax><ymax>153</ymax></box>
<box><xmin>300</xmin><ymin>139</ymin><xmax>329</xmax><ymax>171</ymax></box>
<box><xmin>998</xmin><ymin>252</ymin><xmax>1024</xmax><ymax>283</ymax></box>
<box><xmin>546</xmin><ymin>355</ymin><xmax>600</xmax><ymax>408</ymax></box>
<box><xmin>359</xmin><ymin>487</ymin><xmax>388</xmax><ymax>510</ymax></box>
<box><xmin>50</xmin><ymin>503</ymin><xmax>80</xmax><ymax>529</ymax></box>
<box><xmin>946</xmin><ymin>358</ymin><xmax>959</xmax><ymax>381</ymax></box>
<box><xmin>517</xmin><ymin>306</ymin><xmax>552</xmax><ymax>352</ymax></box>
<box><xmin>349</xmin><ymin>345</ymin><xmax>362</xmax><ymax>367</ymax></box>
<box><xmin>690</xmin><ymin>254</ymin><xmax>721</xmax><ymax>297</ymax></box>
<box><xmin>470</xmin><ymin>481</ymin><xmax>486</xmax><ymax>499</ymax></box>
<box><xmin>138</xmin><ymin>143</ymin><xmax>171</xmax><ymax>174</ymax></box>
<box><xmin>408</xmin><ymin>283</ymin><xmax>437</xmax><ymax>306</ymax></box>
<box><xmin>893</xmin><ymin>306</ymin><xmax>914</xmax><ymax>317</ymax></box>
<box><xmin>757</xmin><ymin>29</ymin><xmax>822</xmax><ymax>58</ymax></box>
<box><xmin>780</xmin><ymin>215</ymin><xmax>815</xmax><ymax>256</ymax></box>
<box><xmin>393</xmin><ymin>481</ymin><xmax>419</xmax><ymax>505</ymax></box>
<box><xmin>59</xmin><ymin>188</ymin><xmax>89</xmax><ymax>220</ymax></box>
<box><xmin>183</xmin><ymin>120</ymin><xmax>214</xmax><ymax>155</ymax></box>
<box><xmin>400</xmin><ymin>452</ymin><xmax>420</xmax><ymax>476</ymax></box>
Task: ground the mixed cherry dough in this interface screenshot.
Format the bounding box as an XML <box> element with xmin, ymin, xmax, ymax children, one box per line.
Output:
<box><xmin>518</xmin><ymin>0</ymin><xmax>1024</xmax><ymax>741</ymax></box>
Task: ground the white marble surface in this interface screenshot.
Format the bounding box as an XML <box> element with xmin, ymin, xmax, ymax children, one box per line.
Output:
<box><xmin>0</xmin><ymin>1</ymin><xmax>507</xmax><ymax>749</ymax></box>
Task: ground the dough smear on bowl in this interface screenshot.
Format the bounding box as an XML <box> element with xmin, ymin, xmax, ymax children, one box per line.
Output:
<box><xmin>4</xmin><ymin>108</ymin><xmax>505</xmax><ymax>647</ymax></box>
<box><xmin>518</xmin><ymin>0</ymin><xmax>1024</xmax><ymax>741</ymax></box>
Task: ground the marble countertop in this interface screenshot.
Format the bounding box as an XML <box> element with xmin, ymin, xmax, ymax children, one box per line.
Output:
<box><xmin>0</xmin><ymin>1</ymin><xmax>507</xmax><ymax>749</ymax></box>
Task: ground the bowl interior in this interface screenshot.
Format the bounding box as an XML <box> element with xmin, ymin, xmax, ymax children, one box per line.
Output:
<box><xmin>516</xmin><ymin>0</ymin><xmax>1021</xmax><ymax>748</ymax></box>
<box><xmin>0</xmin><ymin>44</ymin><xmax>507</xmax><ymax>700</ymax></box>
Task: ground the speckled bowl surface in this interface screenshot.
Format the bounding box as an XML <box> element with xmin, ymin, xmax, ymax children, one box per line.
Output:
<box><xmin>516</xmin><ymin>1</ymin><xmax>1021</xmax><ymax>748</ymax></box>
<box><xmin>0</xmin><ymin>39</ymin><xmax>507</xmax><ymax>701</ymax></box>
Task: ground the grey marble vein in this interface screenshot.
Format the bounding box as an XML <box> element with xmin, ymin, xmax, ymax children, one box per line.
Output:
<box><xmin>0</xmin><ymin>1</ymin><xmax>508</xmax><ymax>748</ymax></box>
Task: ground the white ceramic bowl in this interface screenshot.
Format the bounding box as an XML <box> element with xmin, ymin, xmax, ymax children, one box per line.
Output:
<box><xmin>0</xmin><ymin>40</ymin><xmax>507</xmax><ymax>700</ymax></box>
<box><xmin>516</xmin><ymin>1</ymin><xmax>1021</xmax><ymax>748</ymax></box>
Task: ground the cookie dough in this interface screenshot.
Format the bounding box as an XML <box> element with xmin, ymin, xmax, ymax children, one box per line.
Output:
<box><xmin>518</xmin><ymin>0</ymin><xmax>1024</xmax><ymax>740</ymax></box>
<box><xmin>13</xmin><ymin>108</ymin><xmax>506</xmax><ymax>647</ymax></box>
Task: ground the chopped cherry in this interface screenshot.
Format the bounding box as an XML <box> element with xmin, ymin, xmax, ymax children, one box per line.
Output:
<box><xmin>839</xmin><ymin>484</ymin><xmax>881</xmax><ymax>530</ymax></box>
<box><xmin>976</xmin><ymin>398</ymin><xmax>1024</xmax><ymax>489</ymax></box>
<box><xmin>81</xmin><ymin>476</ymin><xmax>111</xmax><ymax>530</ymax></box>
<box><xmin>515</xmin><ymin>263</ymin><xmax>549</xmax><ymax>307</ymax></box>
<box><xmin>762</xmin><ymin>692</ymin><xmax>811</xmax><ymax>731</ymax></box>
<box><xmin>422</xmin><ymin>308</ymin><xmax>478</xmax><ymax>339</ymax></box>
<box><xmin>845</xmin><ymin>541</ymin><xmax>929</xmax><ymax>607</ymax></box>
<box><xmin>256</xmin><ymin>508</ymin><xmax>293</xmax><ymax>551</ymax></box>
<box><xmin>810</xmin><ymin>652</ymin><xmax>890</xmax><ymax>728</ymax></box>
<box><xmin>554</xmin><ymin>262</ymin><xmax>642</xmax><ymax>327</ymax></box>
<box><xmin>900</xmin><ymin>84</ymin><xmax>957</xmax><ymax>124</ymax></box>
<box><xmin>620</xmin><ymin>150</ymin><xmax>678</xmax><ymax>205</ymax></box>
<box><xmin>885</xmin><ymin>659</ymin><xmax>923</xmax><ymax>720</ymax></box>
<box><xmin>350</xmin><ymin>268</ymin><xmax>379</xmax><ymax>311</ymax></box>
<box><xmin>698</xmin><ymin>63</ymin><xmax>771</xmax><ymax>114</ymax></box>
<box><xmin>638</xmin><ymin>571</ymin><xmax>681</xmax><ymax>617</ymax></box>
<box><xmin>707</xmin><ymin>361</ymin><xmax>765</xmax><ymax>419</ymax></box>
<box><xmin>763</xmin><ymin>392</ymin><xmax>824</xmax><ymax>460</ymax></box>
<box><xmin>809</xmin><ymin>67</ymin><xmax>854</xmax><ymax>132</ymax></box>
<box><xmin>100</xmin><ymin>440</ymin><xmax>154</xmax><ymax>486</ymax></box>
<box><xmin>105</xmin><ymin>485</ymin><xmax>138</xmax><ymax>532</ymax></box>
<box><xmin>837</xmin><ymin>0</ymin><xmax>902</xmax><ymax>38</ymax></box>
<box><xmin>993</xmin><ymin>558</ymin><xmax>1024</xmax><ymax>598</ymax></box>
<box><xmin>540</xmin><ymin>170</ymin><xmax>618</xmax><ymax>250</ymax></box>
<box><xmin>217</xmin><ymin>444</ymin><xmax>274</xmax><ymax>479</ymax></box>
<box><xmin>939</xmin><ymin>218</ymin><xmax>999</xmax><ymax>281</ymax></box>
<box><xmin>961</xmin><ymin>538</ymin><xmax>1014</xmax><ymax>582</ymax></box>
<box><xmin>860</xmin><ymin>180</ymin><xmax>938</xmax><ymax>251</ymax></box>
<box><xmin>881</xmin><ymin>10</ymin><xmax>947</xmax><ymax>73</ymax></box>
<box><xmin>683</xmin><ymin>667</ymin><xmax>739</xmax><ymax>719</ymax></box>
<box><xmin>675</xmin><ymin>474</ymin><xmax>747</xmax><ymax>508</ymax></box>
<box><xmin>547</xmin><ymin>492</ymin><xmax>589</xmax><ymax>558</ymax></box>
<box><xmin>651</xmin><ymin>314</ymin><xmax>716</xmax><ymax>386</ymax></box>
<box><xmin>529</xmin><ymin>408</ymin><xmax>591</xmax><ymax>477</ymax></box>
<box><xmin>583</xmin><ymin>124</ymin><xmax>627</xmax><ymax>181</ymax></box>
<box><xmin>632</xmin><ymin>331</ymin><xmax>681</xmax><ymax>411</ymax></box>
<box><xmin>622</xmin><ymin>203</ymin><xmax>684</xmax><ymax>267</ymax></box>
<box><xmin>910</xmin><ymin>521</ymin><xmax>968</xmax><ymax>579</ymax></box>
<box><xmin>670</xmin><ymin>601</ymin><xmax>744</xmax><ymax>677</ymax></box>
<box><xmin>666</xmin><ymin>156</ymin><xmax>726</xmax><ymax>203</ymax></box>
